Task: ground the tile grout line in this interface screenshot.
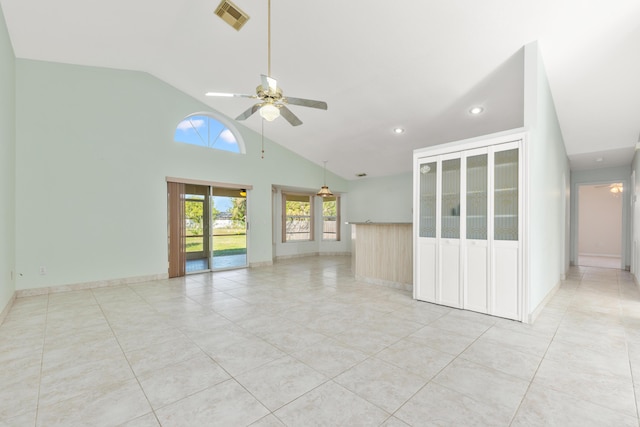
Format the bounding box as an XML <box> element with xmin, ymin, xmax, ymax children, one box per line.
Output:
<box><xmin>33</xmin><ymin>292</ymin><xmax>50</xmax><ymax>427</ymax></box>
<box><xmin>387</xmin><ymin>316</ymin><xmax>499</xmax><ymax>425</ymax></box>
<box><xmin>91</xmin><ymin>286</ymin><xmax>163</xmax><ymax>426</ymax></box>
<box><xmin>507</xmin><ymin>273</ymin><xmax>577</xmax><ymax>426</ymax></box>
<box><xmin>619</xmin><ymin>272</ymin><xmax>640</xmax><ymax>424</ymax></box>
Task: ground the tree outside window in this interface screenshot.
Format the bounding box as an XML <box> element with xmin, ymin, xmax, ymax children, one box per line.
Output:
<box><xmin>283</xmin><ymin>193</ymin><xmax>313</xmax><ymax>242</ymax></box>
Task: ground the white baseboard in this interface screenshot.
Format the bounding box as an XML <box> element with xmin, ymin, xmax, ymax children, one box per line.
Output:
<box><xmin>249</xmin><ymin>260</ymin><xmax>274</xmax><ymax>268</ymax></box>
<box><xmin>578</xmin><ymin>253</ymin><xmax>621</xmax><ymax>259</ymax></box>
<box><xmin>0</xmin><ymin>292</ymin><xmax>16</xmax><ymax>325</ymax></box>
<box><xmin>528</xmin><ymin>279</ymin><xmax>561</xmax><ymax>324</ymax></box>
<box><xmin>15</xmin><ymin>273</ymin><xmax>168</xmax><ymax>298</ymax></box>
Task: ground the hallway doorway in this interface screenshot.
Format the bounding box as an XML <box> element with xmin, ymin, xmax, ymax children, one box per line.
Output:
<box><xmin>577</xmin><ymin>182</ymin><xmax>623</xmax><ymax>269</ymax></box>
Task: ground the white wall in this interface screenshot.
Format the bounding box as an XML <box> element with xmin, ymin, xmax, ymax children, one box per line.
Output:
<box><xmin>578</xmin><ymin>184</ymin><xmax>623</xmax><ymax>257</ymax></box>
<box><xmin>0</xmin><ymin>4</ymin><xmax>15</xmax><ymax>314</ymax></box>
<box><xmin>14</xmin><ymin>59</ymin><xmax>349</xmax><ymax>291</ymax></box>
<box><xmin>523</xmin><ymin>42</ymin><xmax>571</xmax><ymax>313</ymax></box>
<box><xmin>570</xmin><ymin>166</ymin><xmax>632</xmax><ymax>269</ymax></box>
<box><xmin>346</xmin><ymin>173</ymin><xmax>413</xmax><ymax>223</ymax></box>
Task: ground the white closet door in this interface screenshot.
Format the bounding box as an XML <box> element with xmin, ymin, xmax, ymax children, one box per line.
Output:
<box><xmin>464</xmin><ymin>151</ymin><xmax>489</xmax><ymax>314</ymax></box>
<box><xmin>491</xmin><ymin>144</ymin><xmax>521</xmax><ymax>320</ymax></box>
<box><xmin>493</xmin><ymin>244</ymin><xmax>519</xmax><ymax>318</ymax></box>
<box><xmin>416</xmin><ymin>159</ymin><xmax>438</xmax><ymax>303</ymax></box>
<box><xmin>439</xmin><ymin>155</ymin><xmax>462</xmax><ymax>308</ymax></box>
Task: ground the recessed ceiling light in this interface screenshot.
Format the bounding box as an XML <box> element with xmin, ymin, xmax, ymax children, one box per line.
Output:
<box><xmin>393</xmin><ymin>127</ymin><xmax>405</xmax><ymax>134</ymax></box>
<box><xmin>595</xmin><ymin>157</ymin><xmax>604</xmax><ymax>163</ymax></box>
<box><xmin>469</xmin><ymin>106</ymin><xmax>484</xmax><ymax>115</ymax></box>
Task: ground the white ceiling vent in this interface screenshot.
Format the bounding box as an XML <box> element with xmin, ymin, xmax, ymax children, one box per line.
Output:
<box><xmin>214</xmin><ymin>0</ymin><xmax>250</xmax><ymax>31</ymax></box>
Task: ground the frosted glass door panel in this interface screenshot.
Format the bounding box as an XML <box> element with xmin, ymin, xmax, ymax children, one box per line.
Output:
<box><xmin>466</xmin><ymin>154</ymin><xmax>488</xmax><ymax>240</ymax></box>
<box><xmin>494</xmin><ymin>149</ymin><xmax>518</xmax><ymax>241</ymax></box>
<box><xmin>419</xmin><ymin>162</ymin><xmax>437</xmax><ymax>238</ymax></box>
<box><xmin>441</xmin><ymin>158</ymin><xmax>461</xmax><ymax>239</ymax></box>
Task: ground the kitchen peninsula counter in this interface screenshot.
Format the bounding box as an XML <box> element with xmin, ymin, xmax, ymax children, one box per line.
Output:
<box><xmin>349</xmin><ymin>222</ymin><xmax>412</xmax><ymax>291</ymax></box>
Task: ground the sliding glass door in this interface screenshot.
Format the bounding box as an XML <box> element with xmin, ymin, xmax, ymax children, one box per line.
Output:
<box><xmin>169</xmin><ymin>182</ymin><xmax>248</xmax><ymax>276</ymax></box>
<box><xmin>211</xmin><ymin>188</ymin><xmax>247</xmax><ymax>270</ymax></box>
<box><xmin>184</xmin><ymin>184</ymin><xmax>210</xmax><ymax>273</ymax></box>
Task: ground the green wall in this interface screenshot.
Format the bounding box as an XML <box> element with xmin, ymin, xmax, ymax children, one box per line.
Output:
<box><xmin>14</xmin><ymin>59</ymin><xmax>348</xmax><ymax>290</ymax></box>
<box><xmin>0</xmin><ymin>4</ymin><xmax>16</xmax><ymax>313</ymax></box>
<box><xmin>347</xmin><ymin>173</ymin><xmax>413</xmax><ymax>223</ymax></box>
<box><xmin>633</xmin><ymin>150</ymin><xmax>640</xmax><ymax>282</ymax></box>
<box><xmin>523</xmin><ymin>42</ymin><xmax>571</xmax><ymax>314</ymax></box>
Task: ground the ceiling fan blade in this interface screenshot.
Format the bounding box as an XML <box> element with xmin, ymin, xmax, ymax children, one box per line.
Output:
<box><xmin>235</xmin><ymin>104</ymin><xmax>261</xmax><ymax>121</ymax></box>
<box><xmin>285</xmin><ymin>97</ymin><xmax>328</xmax><ymax>110</ymax></box>
<box><xmin>205</xmin><ymin>91</ymin><xmax>255</xmax><ymax>99</ymax></box>
<box><xmin>261</xmin><ymin>74</ymin><xmax>278</xmax><ymax>92</ymax></box>
<box><xmin>279</xmin><ymin>106</ymin><xmax>303</xmax><ymax>126</ymax></box>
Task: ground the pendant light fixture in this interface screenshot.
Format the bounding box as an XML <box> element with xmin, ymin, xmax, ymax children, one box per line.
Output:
<box><xmin>317</xmin><ymin>161</ymin><xmax>334</xmax><ymax>197</ymax></box>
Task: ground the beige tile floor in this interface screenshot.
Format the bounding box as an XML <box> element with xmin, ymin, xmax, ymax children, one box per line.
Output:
<box><xmin>1</xmin><ymin>256</ymin><xmax>639</xmax><ymax>426</ymax></box>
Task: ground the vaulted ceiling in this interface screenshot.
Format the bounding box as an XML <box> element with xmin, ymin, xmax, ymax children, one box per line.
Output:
<box><xmin>2</xmin><ymin>0</ymin><xmax>639</xmax><ymax>178</ymax></box>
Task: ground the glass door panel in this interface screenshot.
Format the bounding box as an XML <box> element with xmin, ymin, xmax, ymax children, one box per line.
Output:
<box><xmin>441</xmin><ymin>158</ymin><xmax>461</xmax><ymax>239</ymax></box>
<box><xmin>184</xmin><ymin>184</ymin><xmax>210</xmax><ymax>273</ymax></box>
<box><xmin>185</xmin><ymin>197</ymin><xmax>204</xmax><ymax>252</ymax></box>
<box><xmin>212</xmin><ymin>187</ymin><xmax>247</xmax><ymax>270</ymax></box>
<box><xmin>419</xmin><ymin>161</ymin><xmax>437</xmax><ymax>238</ymax></box>
<box><xmin>466</xmin><ymin>154</ymin><xmax>488</xmax><ymax>240</ymax></box>
<box><xmin>494</xmin><ymin>148</ymin><xmax>519</xmax><ymax>240</ymax></box>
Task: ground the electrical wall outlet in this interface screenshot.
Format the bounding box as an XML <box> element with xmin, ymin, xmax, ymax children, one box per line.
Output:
<box><xmin>39</xmin><ymin>266</ymin><xmax>47</xmax><ymax>275</ymax></box>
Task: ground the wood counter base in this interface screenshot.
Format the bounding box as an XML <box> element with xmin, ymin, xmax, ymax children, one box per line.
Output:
<box><xmin>350</xmin><ymin>223</ymin><xmax>412</xmax><ymax>291</ymax></box>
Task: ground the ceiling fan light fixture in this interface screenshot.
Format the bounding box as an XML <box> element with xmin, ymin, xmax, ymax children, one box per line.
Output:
<box><xmin>206</xmin><ymin>0</ymin><xmax>326</xmax><ymax>126</ymax></box>
<box><xmin>610</xmin><ymin>183</ymin><xmax>623</xmax><ymax>194</ymax></box>
<box><xmin>259</xmin><ymin>104</ymin><xmax>280</xmax><ymax>121</ymax></box>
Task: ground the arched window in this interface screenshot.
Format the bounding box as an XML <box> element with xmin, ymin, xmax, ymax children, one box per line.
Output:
<box><xmin>174</xmin><ymin>113</ymin><xmax>245</xmax><ymax>154</ymax></box>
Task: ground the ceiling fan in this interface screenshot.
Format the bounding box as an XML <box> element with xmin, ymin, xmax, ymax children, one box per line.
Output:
<box><xmin>595</xmin><ymin>182</ymin><xmax>623</xmax><ymax>194</ymax></box>
<box><xmin>206</xmin><ymin>0</ymin><xmax>327</xmax><ymax>126</ymax></box>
